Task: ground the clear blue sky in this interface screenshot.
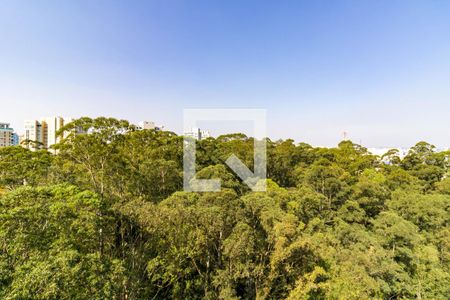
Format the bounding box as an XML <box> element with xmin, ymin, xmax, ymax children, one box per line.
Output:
<box><xmin>1</xmin><ymin>0</ymin><xmax>449</xmax><ymax>147</ymax></box>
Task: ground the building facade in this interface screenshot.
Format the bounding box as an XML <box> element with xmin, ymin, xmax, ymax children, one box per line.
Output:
<box><xmin>0</xmin><ymin>123</ymin><xmax>15</xmax><ymax>147</ymax></box>
<box><xmin>23</xmin><ymin>120</ymin><xmax>45</xmax><ymax>150</ymax></box>
<box><xmin>11</xmin><ymin>133</ymin><xmax>19</xmax><ymax>146</ymax></box>
<box><xmin>137</xmin><ymin>121</ymin><xmax>162</xmax><ymax>131</ymax></box>
<box><xmin>43</xmin><ymin>117</ymin><xmax>65</xmax><ymax>152</ymax></box>
<box><xmin>184</xmin><ymin>127</ymin><xmax>211</xmax><ymax>140</ymax></box>
<box><xmin>23</xmin><ymin>117</ymin><xmax>73</xmax><ymax>152</ymax></box>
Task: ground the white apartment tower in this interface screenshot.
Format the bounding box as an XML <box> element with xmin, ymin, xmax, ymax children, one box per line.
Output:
<box><xmin>24</xmin><ymin>120</ymin><xmax>44</xmax><ymax>150</ymax></box>
<box><xmin>137</xmin><ymin>121</ymin><xmax>162</xmax><ymax>131</ymax></box>
<box><xmin>23</xmin><ymin>117</ymin><xmax>69</xmax><ymax>152</ymax></box>
<box><xmin>43</xmin><ymin>117</ymin><xmax>65</xmax><ymax>149</ymax></box>
<box><xmin>138</xmin><ymin>121</ymin><xmax>156</xmax><ymax>130</ymax></box>
<box><xmin>184</xmin><ymin>127</ymin><xmax>211</xmax><ymax>140</ymax></box>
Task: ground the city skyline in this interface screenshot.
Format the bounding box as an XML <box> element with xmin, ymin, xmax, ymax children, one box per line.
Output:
<box><xmin>1</xmin><ymin>1</ymin><xmax>450</xmax><ymax>148</ymax></box>
<box><xmin>0</xmin><ymin>115</ymin><xmax>450</xmax><ymax>150</ymax></box>
<box><xmin>2</xmin><ymin>115</ymin><xmax>449</xmax><ymax>155</ymax></box>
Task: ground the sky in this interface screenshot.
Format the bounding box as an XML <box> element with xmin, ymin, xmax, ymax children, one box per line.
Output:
<box><xmin>1</xmin><ymin>0</ymin><xmax>449</xmax><ymax>148</ymax></box>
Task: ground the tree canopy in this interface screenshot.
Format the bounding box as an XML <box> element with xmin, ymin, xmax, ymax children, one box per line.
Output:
<box><xmin>0</xmin><ymin>117</ymin><xmax>448</xmax><ymax>299</ymax></box>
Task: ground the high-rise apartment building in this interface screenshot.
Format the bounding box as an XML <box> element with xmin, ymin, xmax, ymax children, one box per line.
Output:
<box><xmin>43</xmin><ymin>117</ymin><xmax>65</xmax><ymax>151</ymax></box>
<box><xmin>23</xmin><ymin>120</ymin><xmax>45</xmax><ymax>150</ymax></box>
<box><xmin>184</xmin><ymin>127</ymin><xmax>211</xmax><ymax>140</ymax></box>
<box><xmin>0</xmin><ymin>123</ymin><xmax>15</xmax><ymax>147</ymax></box>
<box><xmin>23</xmin><ymin>117</ymin><xmax>74</xmax><ymax>152</ymax></box>
<box><xmin>137</xmin><ymin>121</ymin><xmax>162</xmax><ymax>131</ymax></box>
<box><xmin>11</xmin><ymin>133</ymin><xmax>19</xmax><ymax>146</ymax></box>
<box><xmin>62</xmin><ymin>117</ymin><xmax>85</xmax><ymax>137</ymax></box>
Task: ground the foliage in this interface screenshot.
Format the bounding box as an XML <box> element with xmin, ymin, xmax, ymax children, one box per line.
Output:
<box><xmin>0</xmin><ymin>117</ymin><xmax>448</xmax><ymax>299</ymax></box>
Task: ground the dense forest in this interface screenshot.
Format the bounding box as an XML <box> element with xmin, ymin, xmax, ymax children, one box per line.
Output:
<box><xmin>0</xmin><ymin>117</ymin><xmax>449</xmax><ymax>300</ymax></box>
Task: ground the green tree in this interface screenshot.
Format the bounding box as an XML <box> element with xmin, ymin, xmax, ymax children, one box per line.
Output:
<box><xmin>0</xmin><ymin>185</ymin><xmax>126</xmax><ymax>299</ymax></box>
<box><xmin>0</xmin><ymin>146</ymin><xmax>52</xmax><ymax>190</ymax></box>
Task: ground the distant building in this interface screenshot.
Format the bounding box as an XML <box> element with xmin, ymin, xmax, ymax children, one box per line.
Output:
<box><xmin>63</xmin><ymin>117</ymin><xmax>86</xmax><ymax>136</ymax></box>
<box><xmin>12</xmin><ymin>133</ymin><xmax>19</xmax><ymax>146</ymax></box>
<box><xmin>184</xmin><ymin>127</ymin><xmax>211</xmax><ymax>140</ymax></box>
<box><xmin>23</xmin><ymin>117</ymin><xmax>80</xmax><ymax>152</ymax></box>
<box><xmin>0</xmin><ymin>123</ymin><xmax>15</xmax><ymax>147</ymax></box>
<box><xmin>436</xmin><ymin>147</ymin><xmax>450</xmax><ymax>153</ymax></box>
<box><xmin>367</xmin><ymin>147</ymin><xmax>409</xmax><ymax>159</ymax></box>
<box><xmin>43</xmin><ymin>117</ymin><xmax>65</xmax><ymax>151</ymax></box>
<box><xmin>137</xmin><ymin>121</ymin><xmax>162</xmax><ymax>131</ymax></box>
<box><xmin>23</xmin><ymin>120</ymin><xmax>45</xmax><ymax>150</ymax></box>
